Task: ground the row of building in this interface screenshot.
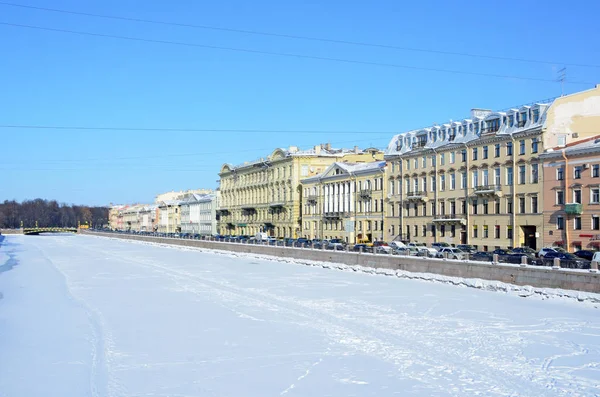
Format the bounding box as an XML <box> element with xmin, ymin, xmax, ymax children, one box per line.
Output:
<box><xmin>110</xmin><ymin>85</ymin><xmax>600</xmax><ymax>252</ymax></box>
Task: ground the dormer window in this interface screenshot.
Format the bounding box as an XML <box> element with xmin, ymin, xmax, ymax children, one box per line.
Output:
<box><xmin>508</xmin><ymin>114</ymin><xmax>514</xmax><ymax>127</ymax></box>
<box><xmin>449</xmin><ymin>128</ymin><xmax>456</xmax><ymax>141</ymax></box>
<box><xmin>532</xmin><ymin>108</ymin><xmax>540</xmax><ymax>123</ymax></box>
<box><xmin>474</xmin><ymin>122</ymin><xmax>480</xmax><ymax>135</ymax></box>
<box><xmin>518</xmin><ymin>111</ymin><xmax>528</xmax><ymax>127</ymax></box>
<box><xmin>484</xmin><ymin>118</ymin><xmax>500</xmax><ymax>134</ymax></box>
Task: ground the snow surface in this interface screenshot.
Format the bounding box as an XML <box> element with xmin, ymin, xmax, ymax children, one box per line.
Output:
<box><xmin>1</xmin><ymin>234</ymin><xmax>599</xmax><ymax>397</ymax></box>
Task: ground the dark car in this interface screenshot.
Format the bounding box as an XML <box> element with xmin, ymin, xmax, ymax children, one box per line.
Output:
<box><xmin>283</xmin><ymin>238</ymin><xmax>296</xmax><ymax>247</ymax></box>
<box><xmin>574</xmin><ymin>250</ymin><xmax>596</xmax><ymax>261</ymax></box>
<box><xmin>492</xmin><ymin>249</ymin><xmax>510</xmax><ymax>256</ymax></box>
<box><xmin>352</xmin><ymin>244</ymin><xmax>373</xmax><ymax>253</ymax></box>
<box><xmin>470</xmin><ymin>251</ymin><xmax>493</xmax><ymax>262</ymax></box>
<box><xmin>294</xmin><ymin>238</ymin><xmax>311</xmax><ymax>247</ymax></box>
<box><xmin>510</xmin><ymin>247</ymin><xmax>537</xmax><ymax>255</ymax></box>
<box><xmin>457</xmin><ymin>244</ymin><xmax>477</xmax><ymax>254</ymax></box>
<box><xmin>542</xmin><ymin>252</ymin><xmax>590</xmax><ymax>269</ymax></box>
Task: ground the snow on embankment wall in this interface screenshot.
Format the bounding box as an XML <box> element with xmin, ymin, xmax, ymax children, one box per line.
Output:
<box><xmin>83</xmin><ymin>232</ymin><xmax>600</xmax><ymax>295</ymax></box>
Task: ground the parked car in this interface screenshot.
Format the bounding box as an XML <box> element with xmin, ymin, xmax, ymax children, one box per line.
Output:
<box><xmin>470</xmin><ymin>251</ymin><xmax>493</xmax><ymax>262</ymax></box>
<box><xmin>352</xmin><ymin>244</ymin><xmax>373</xmax><ymax>253</ymax></box>
<box><xmin>389</xmin><ymin>241</ymin><xmax>407</xmax><ymax>249</ymax></box>
<box><xmin>394</xmin><ymin>246</ymin><xmax>419</xmax><ymax>256</ymax></box>
<box><xmin>283</xmin><ymin>238</ymin><xmax>296</xmax><ymax>247</ymax></box>
<box><xmin>436</xmin><ymin>247</ymin><xmax>465</xmax><ymax>260</ymax></box>
<box><xmin>457</xmin><ymin>244</ymin><xmax>477</xmax><ymax>254</ymax></box>
<box><xmin>417</xmin><ymin>247</ymin><xmax>438</xmax><ymax>257</ymax></box>
<box><xmin>327</xmin><ymin>239</ymin><xmax>347</xmax><ymax>250</ymax></box>
<box><xmin>492</xmin><ymin>248</ymin><xmax>510</xmax><ymax>256</ymax></box>
<box><xmin>510</xmin><ymin>247</ymin><xmax>537</xmax><ymax>255</ymax></box>
<box><xmin>574</xmin><ymin>250</ymin><xmax>596</xmax><ymax>261</ymax></box>
<box><xmin>431</xmin><ymin>242</ymin><xmax>451</xmax><ymax>251</ymax></box>
<box><xmin>538</xmin><ymin>247</ymin><xmax>566</xmax><ymax>258</ymax></box>
<box><xmin>542</xmin><ymin>251</ymin><xmax>590</xmax><ymax>269</ymax></box>
<box><xmin>408</xmin><ymin>242</ymin><xmax>427</xmax><ymax>249</ymax></box>
<box><xmin>372</xmin><ymin>241</ymin><xmax>392</xmax><ymax>253</ymax></box>
<box><xmin>295</xmin><ymin>238</ymin><xmax>311</xmax><ymax>247</ymax></box>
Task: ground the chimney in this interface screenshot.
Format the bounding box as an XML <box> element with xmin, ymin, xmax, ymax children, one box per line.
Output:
<box><xmin>314</xmin><ymin>145</ymin><xmax>321</xmax><ymax>154</ymax></box>
<box><xmin>471</xmin><ymin>108</ymin><xmax>492</xmax><ymax>119</ymax></box>
<box><xmin>353</xmin><ymin>146</ymin><xmax>359</xmax><ymax>154</ymax></box>
<box><xmin>288</xmin><ymin>146</ymin><xmax>299</xmax><ymax>153</ymax></box>
<box><xmin>323</xmin><ymin>142</ymin><xmax>331</xmax><ymax>151</ymax></box>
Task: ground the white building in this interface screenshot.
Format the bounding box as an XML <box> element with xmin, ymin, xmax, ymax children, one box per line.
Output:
<box><xmin>180</xmin><ymin>193</ymin><xmax>219</xmax><ymax>235</ymax></box>
<box><xmin>155</xmin><ymin>189</ymin><xmax>214</xmax><ymax>203</ymax></box>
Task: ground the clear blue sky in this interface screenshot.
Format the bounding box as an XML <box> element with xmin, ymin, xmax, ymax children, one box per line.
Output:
<box><xmin>2</xmin><ymin>0</ymin><xmax>599</xmax><ymax>206</ymax></box>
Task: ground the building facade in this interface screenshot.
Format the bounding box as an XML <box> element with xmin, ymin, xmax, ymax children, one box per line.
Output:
<box><xmin>158</xmin><ymin>200</ymin><xmax>182</xmax><ymax>233</ymax></box>
<box><xmin>541</xmin><ymin>136</ymin><xmax>600</xmax><ymax>252</ymax></box>
<box><xmin>155</xmin><ymin>189</ymin><xmax>214</xmax><ymax>203</ymax></box>
<box><xmin>301</xmin><ymin>161</ymin><xmax>387</xmax><ymax>243</ymax></box>
<box><xmin>384</xmin><ymin>85</ymin><xmax>600</xmax><ymax>251</ymax></box>
<box><xmin>139</xmin><ymin>205</ymin><xmax>158</xmax><ymax>232</ymax></box>
<box><xmin>180</xmin><ymin>193</ymin><xmax>219</xmax><ymax>235</ymax></box>
<box><xmin>218</xmin><ymin>144</ymin><xmax>383</xmax><ymax>238</ymax></box>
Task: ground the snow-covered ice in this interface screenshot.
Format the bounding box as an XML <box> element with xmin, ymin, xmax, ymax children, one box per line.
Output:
<box><xmin>0</xmin><ymin>234</ymin><xmax>599</xmax><ymax>397</ymax></box>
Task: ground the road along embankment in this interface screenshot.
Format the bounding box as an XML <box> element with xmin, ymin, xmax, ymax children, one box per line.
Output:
<box><xmin>82</xmin><ymin>232</ymin><xmax>600</xmax><ymax>294</ymax></box>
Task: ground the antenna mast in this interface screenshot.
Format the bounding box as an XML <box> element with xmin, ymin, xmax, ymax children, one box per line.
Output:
<box><xmin>557</xmin><ymin>67</ymin><xmax>566</xmax><ymax>96</ymax></box>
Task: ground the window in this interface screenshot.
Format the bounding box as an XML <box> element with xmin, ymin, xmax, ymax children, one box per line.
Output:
<box><xmin>482</xmin><ymin>169</ymin><xmax>489</xmax><ymax>186</ymax></box>
<box><xmin>532</xmin><ymin>196</ymin><xmax>538</xmax><ymax>213</ymax></box>
<box><xmin>482</xmin><ymin>146</ymin><xmax>488</xmax><ymax>159</ymax></box>
<box><xmin>483</xmin><ymin>199</ymin><xmax>489</xmax><ymax>214</ymax></box>
<box><xmin>507</xmin><ymin>167</ymin><xmax>513</xmax><ymax>186</ymax></box>
<box><xmin>494</xmin><ymin>167</ymin><xmax>501</xmax><ymax>186</ymax></box>
<box><xmin>450</xmin><ymin>201</ymin><xmax>456</xmax><ymax>215</ymax></box>
<box><xmin>519</xmin><ymin>165</ymin><xmax>526</xmax><ymax>184</ymax></box>
<box><xmin>494</xmin><ymin>144</ymin><xmax>500</xmax><ymax>157</ymax></box>
<box><xmin>531</xmin><ymin>163</ymin><xmax>539</xmax><ymax>184</ymax></box>
<box><xmin>450</xmin><ymin>173</ymin><xmax>456</xmax><ymax>190</ymax></box>
<box><xmin>483</xmin><ymin>225</ymin><xmax>489</xmax><ymax>238</ymax></box>
<box><xmin>519</xmin><ymin>197</ymin><xmax>526</xmax><ymax>213</ymax></box>
<box><xmin>461</xmin><ymin>172</ymin><xmax>467</xmax><ymax>189</ymax></box>
<box><xmin>450</xmin><ymin>152</ymin><xmax>455</xmax><ymax>164</ymax></box>
<box><xmin>431</xmin><ymin>202</ymin><xmax>435</xmax><ymax>216</ymax></box>
<box><xmin>440</xmin><ymin>174</ymin><xmax>446</xmax><ymax>191</ymax></box>
<box><xmin>431</xmin><ymin>176</ymin><xmax>436</xmax><ymax>192</ymax></box>
<box><xmin>531</xmin><ymin>138</ymin><xmax>539</xmax><ymax>154</ymax></box>
<box><xmin>519</xmin><ymin>111</ymin><xmax>527</xmax><ymax>127</ymax></box>
<box><xmin>495</xmin><ymin>200</ymin><xmax>500</xmax><ymax>214</ymax></box>
<box><xmin>574</xmin><ymin>217</ymin><xmax>582</xmax><ymax>230</ymax></box>
<box><xmin>440</xmin><ymin>225</ymin><xmax>446</xmax><ymax>237</ymax></box>
<box><xmin>574</xmin><ymin>189</ymin><xmax>582</xmax><ymax>204</ymax></box>
<box><xmin>422</xmin><ymin>225</ymin><xmax>427</xmax><ymax>236</ymax></box>
<box><xmin>594</xmin><ymin>164</ymin><xmax>600</xmax><ymax>178</ymax></box>
<box><xmin>440</xmin><ymin>153</ymin><xmax>445</xmax><ymax>166</ymax></box>
<box><xmin>593</xmin><ymin>216</ymin><xmax>600</xmax><ymax>230</ymax></box>
<box><xmin>414</xmin><ymin>158</ymin><xmax>418</xmax><ymax>169</ymax></box>
<box><xmin>507</xmin><ymin>226</ymin><xmax>513</xmax><ymax>239</ymax></box>
<box><xmin>431</xmin><ymin>155</ymin><xmax>436</xmax><ymax>166</ymax></box>
<box><xmin>422</xmin><ymin>156</ymin><xmax>427</xmax><ymax>168</ymax></box>
<box><xmin>414</xmin><ymin>225</ymin><xmax>418</xmax><ymax>237</ymax></box>
<box><xmin>557</xmin><ymin>216</ymin><xmax>564</xmax><ymax>230</ymax></box>
<box><xmin>301</xmin><ymin>165</ymin><xmax>309</xmax><ymax>176</ymax></box>
<box><xmin>574</xmin><ymin>166</ymin><xmax>582</xmax><ymax>179</ymax></box>
<box><xmin>406</xmin><ymin>159</ymin><xmax>410</xmax><ymax>170</ymax></box>
<box><xmin>431</xmin><ymin>225</ymin><xmax>436</xmax><ymax>237</ymax></box>
<box><xmin>486</xmin><ymin>119</ymin><xmax>500</xmax><ymax>133</ymax></box>
<box><xmin>507</xmin><ymin>198</ymin><xmax>513</xmax><ymax>214</ymax></box>
<box><xmin>472</xmin><ymin>199</ymin><xmax>478</xmax><ymax>215</ymax></box>
<box><xmin>422</xmin><ymin>177</ymin><xmax>427</xmax><ymax>192</ymax></box>
<box><xmin>495</xmin><ymin>225</ymin><xmax>500</xmax><ymax>238</ymax></box>
<box><xmin>556</xmin><ymin>190</ymin><xmax>564</xmax><ymax>205</ymax></box>
<box><xmin>422</xmin><ymin>202</ymin><xmax>427</xmax><ymax>216</ymax></box>
<box><xmin>507</xmin><ymin>142</ymin><xmax>513</xmax><ymax>156</ymax></box>
<box><xmin>461</xmin><ymin>149</ymin><xmax>467</xmax><ymax>162</ymax></box>
<box><xmin>592</xmin><ymin>188</ymin><xmax>600</xmax><ymax>204</ymax></box>
<box><xmin>439</xmin><ymin>201</ymin><xmax>445</xmax><ymax>216</ymax></box>
<box><xmin>472</xmin><ymin>147</ymin><xmax>478</xmax><ymax>160</ymax></box>
<box><xmin>519</xmin><ymin>140</ymin><xmax>525</xmax><ymax>155</ymax></box>
<box><xmin>557</xmin><ymin>167</ymin><xmax>564</xmax><ymax>180</ymax></box>
<box><xmin>473</xmin><ymin>225</ymin><xmax>478</xmax><ymax>238</ymax></box>
<box><xmin>532</xmin><ymin>108</ymin><xmax>539</xmax><ymax>123</ymax></box>
<box><xmin>451</xmin><ymin>225</ymin><xmax>456</xmax><ymax>237</ymax></box>
<box><xmin>461</xmin><ymin>200</ymin><xmax>466</xmax><ymax>214</ymax></box>
<box><xmin>472</xmin><ymin>170</ymin><xmax>479</xmax><ymax>188</ymax></box>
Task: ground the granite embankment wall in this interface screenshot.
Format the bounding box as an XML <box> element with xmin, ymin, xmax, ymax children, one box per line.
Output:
<box><xmin>83</xmin><ymin>232</ymin><xmax>600</xmax><ymax>293</ymax></box>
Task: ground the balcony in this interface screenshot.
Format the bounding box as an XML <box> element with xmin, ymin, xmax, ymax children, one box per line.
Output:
<box><xmin>359</xmin><ymin>189</ymin><xmax>372</xmax><ymax>200</ymax></box>
<box><xmin>306</xmin><ymin>195</ymin><xmax>318</xmax><ymax>205</ymax></box>
<box><xmin>474</xmin><ymin>185</ymin><xmax>503</xmax><ymax>197</ymax></box>
<box><xmin>323</xmin><ymin>211</ymin><xmax>350</xmax><ymax>220</ymax></box>
<box><xmin>405</xmin><ymin>190</ymin><xmax>429</xmax><ymax>202</ymax></box>
<box><xmin>565</xmin><ymin>203</ymin><xmax>583</xmax><ymax>215</ymax></box>
<box><xmin>432</xmin><ymin>215</ymin><xmax>466</xmax><ymax>225</ymax></box>
<box><xmin>269</xmin><ymin>202</ymin><xmax>286</xmax><ymax>208</ymax></box>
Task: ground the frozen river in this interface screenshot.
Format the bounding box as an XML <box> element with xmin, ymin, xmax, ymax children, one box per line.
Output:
<box><xmin>0</xmin><ymin>234</ymin><xmax>599</xmax><ymax>396</ymax></box>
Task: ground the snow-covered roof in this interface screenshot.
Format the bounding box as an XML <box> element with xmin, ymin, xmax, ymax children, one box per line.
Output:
<box><xmin>385</xmin><ymin>100</ymin><xmax>554</xmax><ymax>158</ymax></box>
<box><xmin>302</xmin><ymin>161</ymin><xmax>386</xmax><ymax>183</ymax></box>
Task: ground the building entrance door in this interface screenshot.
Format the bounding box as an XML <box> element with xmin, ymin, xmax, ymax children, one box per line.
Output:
<box><xmin>521</xmin><ymin>226</ymin><xmax>537</xmax><ymax>250</ymax></box>
<box><xmin>460</xmin><ymin>231</ymin><xmax>467</xmax><ymax>245</ymax></box>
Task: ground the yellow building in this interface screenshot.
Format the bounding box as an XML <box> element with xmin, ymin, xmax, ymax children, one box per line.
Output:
<box><xmin>158</xmin><ymin>200</ymin><xmax>182</xmax><ymax>233</ymax></box>
<box><xmin>218</xmin><ymin>144</ymin><xmax>383</xmax><ymax>238</ymax></box>
<box><xmin>384</xmin><ymin>85</ymin><xmax>600</xmax><ymax>251</ymax></box>
<box><xmin>300</xmin><ymin>161</ymin><xmax>387</xmax><ymax>243</ymax></box>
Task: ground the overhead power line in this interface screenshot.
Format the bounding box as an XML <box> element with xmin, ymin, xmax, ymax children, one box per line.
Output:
<box><xmin>0</xmin><ymin>124</ymin><xmax>396</xmax><ymax>134</ymax></box>
<box><xmin>2</xmin><ymin>1</ymin><xmax>599</xmax><ymax>69</ymax></box>
<box><xmin>0</xmin><ymin>22</ymin><xmax>594</xmax><ymax>85</ymax></box>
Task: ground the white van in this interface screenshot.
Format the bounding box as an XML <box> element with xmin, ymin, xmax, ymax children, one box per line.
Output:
<box><xmin>255</xmin><ymin>232</ymin><xmax>269</xmax><ymax>241</ymax></box>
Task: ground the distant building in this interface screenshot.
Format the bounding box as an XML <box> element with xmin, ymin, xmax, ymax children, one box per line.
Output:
<box><xmin>180</xmin><ymin>193</ymin><xmax>219</xmax><ymax>235</ymax></box>
<box><xmin>301</xmin><ymin>161</ymin><xmax>387</xmax><ymax>243</ymax></box>
<box><xmin>218</xmin><ymin>144</ymin><xmax>383</xmax><ymax>238</ymax></box>
<box><xmin>541</xmin><ymin>135</ymin><xmax>600</xmax><ymax>252</ymax></box>
<box><xmin>158</xmin><ymin>200</ymin><xmax>182</xmax><ymax>233</ymax></box>
<box><xmin>155</xmin><ymin>189</ymin><xmax>214</xmax><ymax>203</ymax></box>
